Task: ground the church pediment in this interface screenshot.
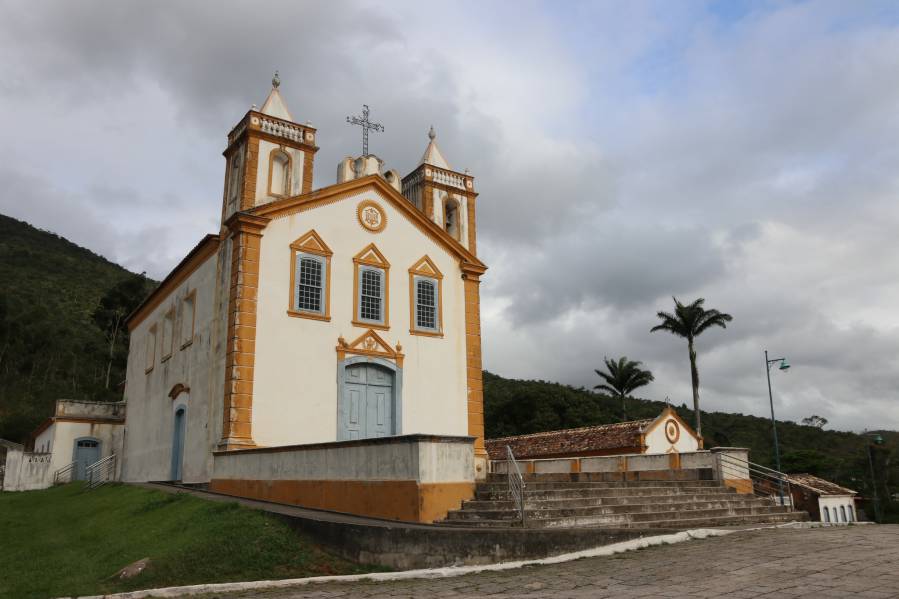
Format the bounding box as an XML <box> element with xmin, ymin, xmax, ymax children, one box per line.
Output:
<box><xmin>289</xmin><ymin>229</ymin><xmax>333</xmax><ymax>257</ymax></box>
<box><xmin>250</xmin><ymin>175</ymin><xmax>486</xmax><ymax>276</ymax></box>
<box><xmin>353</xmin><ymin>243</ymin><xmax>390</xmax><ymax>268</ymax></box>
<box><xmin>336</xmin><ymin>330</ymin><xmax>404</xmax><ymax>367</ymax></box>
<box><xmin>409</xmin><ymin>255</ymin><xmax>443</xmax><ymax>279</ymax></box>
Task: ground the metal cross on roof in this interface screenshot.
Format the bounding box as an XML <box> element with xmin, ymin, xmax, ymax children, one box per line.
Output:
<box><xmin>346</xmin><ymin>104</ymin><xmax>384</xmax><ymax>156</ymax></box>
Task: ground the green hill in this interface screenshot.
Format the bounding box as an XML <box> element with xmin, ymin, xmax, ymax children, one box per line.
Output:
<box><xmin>484</xmin><ymin>371</ymin><xmax>897</xmax><ymax>520</ymax></box>
<box><xmin>0</xmin><ymin>214</ymin><xmax>153</xmax><ymax>442</ymax></box>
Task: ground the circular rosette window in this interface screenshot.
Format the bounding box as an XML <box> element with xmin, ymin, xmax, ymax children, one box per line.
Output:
<box><xmin>664</xmin><ymin>419</ymin><xmax>681</xmax><ymax>444</ymax></box>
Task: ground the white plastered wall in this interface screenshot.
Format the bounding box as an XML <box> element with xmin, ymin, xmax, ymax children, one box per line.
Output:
<box><xmin>643</xmin><ymin>415</ymin><xmax>700</xmax><ymax>454</ymax></box>
<box><xmin>252</xmin><ymin>186</ymin><xmax>469</xmax><ymax>447</ymax></box>
<box><xmin>819</xmin><ymin>495</ymin><xmax>856</xmax><ymax>523</ymax></box>
<box><xmin>255</xmin><ymin>140</ymin><xmax>304</xmax><ymax>204</ymax></box>
<box><xmin>121</xmin><ymin>252</ymin><xmax>222</xmax><ymax>483</ymax></box>
<box><xmin>46</xmin><ymin>421</ymin><xmax>124</xmax><ymax>474</ymax></box>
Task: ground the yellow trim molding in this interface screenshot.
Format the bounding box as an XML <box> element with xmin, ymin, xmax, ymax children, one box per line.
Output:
<box><xmin>287</xmin><ymin>229</ymin><xmax>333</xmax><ymax>322</ymax></box>
<box><xmin>356</xmin><ymin>199</ymin><xmax>388</xmax><ymax>233</ymax></box>
<box><xmin>336</xmin><ymin>329</ymin><xmax>404</xmax><ymax>368</ymax></box>
<box><xmin>408</xmin><ymin>255</ymin><xmax>444</xmax><ymax>337</ymax></box>
<box><xmin>352</xmin><ymin>243</ymin><xmax>391</xmax><ymax>331</ymax></box>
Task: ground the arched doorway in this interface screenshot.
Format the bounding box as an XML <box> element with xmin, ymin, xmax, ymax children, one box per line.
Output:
<box><xmin>73</xmin><ymin>437</ymin><xmax>101</xmax><ymax>480</ymax></box>
<box><xmin>171</xmin><ymin>406</ymin><xmax>187</xmax><ymax>481</ymax></box>
<box><xmin>340</xmin><ymin>361</ymin><xmax>396</xmax><ymax>440</ymax></box>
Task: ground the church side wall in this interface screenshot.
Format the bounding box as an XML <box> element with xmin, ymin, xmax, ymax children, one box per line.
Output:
<box><xmin>252</xmin><ymin>188</ymin><xmax>469</xmax><ymax>447</ymax></box>
<box><xmin>121</xmin><ymin>253</ymin><xmax>221</xmax><ymax>483</ymax></box>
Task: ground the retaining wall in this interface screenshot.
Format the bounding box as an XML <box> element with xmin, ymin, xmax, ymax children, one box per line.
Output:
<box><xmin>210</xmin><ymin>434</ymin><xmax>475</xmax><ymax>522</ymax></box>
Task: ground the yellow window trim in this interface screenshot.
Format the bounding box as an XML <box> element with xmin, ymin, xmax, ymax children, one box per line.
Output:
<box><xmin>289</xmin><ymin>229</ymin><xmax>333</xmax><ymax>322</ymax></box>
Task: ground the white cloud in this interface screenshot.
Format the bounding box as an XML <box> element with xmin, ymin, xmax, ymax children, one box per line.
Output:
<box><xmin>1</xmin><ymin>0</ymin><xmax>898</xmax><ymax>432</ymax></box>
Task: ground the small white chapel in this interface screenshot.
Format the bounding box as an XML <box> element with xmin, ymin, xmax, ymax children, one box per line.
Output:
<box><xmin>118</xmin><ymin>74</ymin><xmax>488</xmax><ymax>522</ymax></box>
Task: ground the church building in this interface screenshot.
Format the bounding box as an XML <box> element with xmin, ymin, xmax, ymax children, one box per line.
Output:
<box><xmin>119</xmin><ymin>75</ymin><xmax>488</xmax><ymax>522</ymax></box>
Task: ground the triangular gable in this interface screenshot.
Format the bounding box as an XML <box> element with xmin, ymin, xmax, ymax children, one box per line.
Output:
<box><xmin>250</xmin><ymin>175</ymin><xmax>486</xmax><ymax>275</ymax></box>
<box><xmin>353</xmin><ymin>243</ymin><xmax>390</xmax><ymax>268</ymax></box>
<box><xmin>409</xmin><ymin>255</ymin><xmax>443</xmax><ymax>279</ymax></box>
<box><xmin>290</xmin><ymin>229</ymin><xmax>333</xmax><ymax>256</ymax></box>
<box><xmin>645</xmin><ymin>406</ymin><xmax>702</xmax><ymax>447</ymax></box>
<box><xmin>336</xmin><ymin>330</ymin><xmax>405</xmax><ymax>367</ymax></box>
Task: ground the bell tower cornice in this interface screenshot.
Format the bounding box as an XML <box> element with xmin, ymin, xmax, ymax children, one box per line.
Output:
<box><xmin>224</xmin><ymin>110</ymin><xmax>319</xmax><ymax>157</ymax></box>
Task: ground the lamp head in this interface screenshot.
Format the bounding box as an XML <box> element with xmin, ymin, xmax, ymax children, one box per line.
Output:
<box><xmin>778</xmin><ymin>359</ymin><xmax>790</xmax><ymax>371</ymax></box>
<box><xmin>873</xmin><ymin>434</ymin><xmax>884</xmax><ymax>445</ymax></box>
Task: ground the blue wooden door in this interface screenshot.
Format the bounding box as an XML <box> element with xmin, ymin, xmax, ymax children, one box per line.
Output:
<box><xmin>341</xmin><ymin>364</ymin><xmax>394</xmax><ymax>440</ymax></box>
<box><xmin>74</xmin><ymin>438</ymin><xmax>100</xmax><ymax>480</ymax></box>
<box><xmin>171</xmin><ymin>408</ymin><xmax>186</xmax><ymax>481</ymax></box>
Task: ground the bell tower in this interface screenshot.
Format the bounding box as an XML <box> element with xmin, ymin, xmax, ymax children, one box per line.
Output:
<box><xmin>221</xmin><ymin>73</ymin><xmax>319</xmax><ymax>225</ymax></box>
<box><xmin>401</xmin><ymin>127</ymin><xmax>479</xmax><ymax>254</ymax></box>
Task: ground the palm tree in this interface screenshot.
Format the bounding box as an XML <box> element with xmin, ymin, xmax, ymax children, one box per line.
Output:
<box><xmin>650</xmin><ymin>297</ymin><xmax>732</xmax><ymax>438</ymax></box>
<box><xmin>594</xmin><ymin>356</ymin><xmax>654</xmax><ymax>421</ymax></box>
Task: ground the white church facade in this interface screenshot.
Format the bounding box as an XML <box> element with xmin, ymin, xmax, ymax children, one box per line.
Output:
<box><xmin>118</xmin><ymin>76</ymin><xmax>488</xmax><ymax>521</ymax></box>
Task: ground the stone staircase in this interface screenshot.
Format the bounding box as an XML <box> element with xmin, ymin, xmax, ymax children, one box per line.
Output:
<box><xmin>438</xmin><ymin>470</ymin><xmax>809</xmax><ymax>529</ymax></box>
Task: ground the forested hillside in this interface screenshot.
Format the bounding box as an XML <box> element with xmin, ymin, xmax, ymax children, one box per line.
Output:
<box><xmin>0</xmin><ymin>214</ymin><xmax>154</xmax><ymax>442</ymax></box>
<box><xmin>484</xmin><ymin>371</ymin><xmax>897</xmax><ymax>519</ymax></box>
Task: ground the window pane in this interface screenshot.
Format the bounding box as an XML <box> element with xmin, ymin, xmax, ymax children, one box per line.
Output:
<box><xmin>297</xmin><ymin>257</ymin><xmax>323</xmax><ymax>312</ymax></box>
<box><xmin>416</xmin><ymin>279</ymin><xmax>436</xmax><ymax>330</ymax></box>
<box><xmin>360</xmin><ymin>269</ymin><xmax>382</xmax><ymax>321</ymax></box>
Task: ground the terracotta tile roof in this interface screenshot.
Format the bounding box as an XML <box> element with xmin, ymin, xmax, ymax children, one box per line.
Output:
<box><xmin>787</xmin><ymin>473</ymin><xmax>857</xmax><ymax>496</ymax></box>
<box><xmin>486</xmin><ymin>419</ymin><xmax>654</xmax><ymax>460</ymax></box>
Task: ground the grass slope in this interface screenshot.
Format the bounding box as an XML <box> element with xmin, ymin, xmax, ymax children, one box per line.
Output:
<box><xmin>0</xmin><ymin>484</ymin><xmax>375</xmax><ymax>599</ymax></box>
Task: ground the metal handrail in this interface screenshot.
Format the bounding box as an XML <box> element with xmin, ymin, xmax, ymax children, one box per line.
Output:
<box><xmin>717</xmin><ymin>452</ymin><xmax>792</xmax><ymax>507</ymax></box>
<box><xmin>86</xmin><ymin>454</ymin><xmax>117</xmax><ymax>490</ymax></box>
<box><xmin>506</xmin><ymin>445</ymin><xmax>526</xmax><ymax>526</ymax></box>
<box><xmin>53</xmin><ymin>461</ymin><xmax>76</xmax><ymax>485</ymax></box>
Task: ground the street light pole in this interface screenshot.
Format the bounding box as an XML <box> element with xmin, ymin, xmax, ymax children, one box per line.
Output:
<box><xmin>765</xmin><ymin>350</ymin><xmax>790</xmax><ymax>505</ymax></box>
<box><xmin>862</xmin><ymin>431</ymin><xmax>884</xmax><ymax>523</ymax></box>
<box><xmin>765</xmin><ymin>350</ymin><xmax>783</xmax><ymax>475</ymax></box>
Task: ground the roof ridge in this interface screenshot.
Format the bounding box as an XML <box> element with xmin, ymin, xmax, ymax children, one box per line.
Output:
<box><xmin>488</xmin><ymin>418</ymin><xmax>655</xmax><ymax>443</ymax></box>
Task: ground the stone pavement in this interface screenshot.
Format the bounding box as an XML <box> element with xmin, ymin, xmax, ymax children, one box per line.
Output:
<box><xmin>211</xmin><ymin>525</ymin><xmax>899</xmax><ymax>598</ymax></box>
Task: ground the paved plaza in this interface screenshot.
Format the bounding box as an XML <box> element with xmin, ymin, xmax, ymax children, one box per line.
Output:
<box><xmin>214</xmin><ymin>525</ymin><xmax>899</xmax><ymax>599</ymax></box>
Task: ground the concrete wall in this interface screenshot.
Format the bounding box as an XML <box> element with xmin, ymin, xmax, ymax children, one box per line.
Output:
<box><xmin>819</xmin><ymin>495</ymin><xmax>857</xmax><ymax>523</ymax></box>
<box><xmin>122</xmin><ymin>251</ymin><xmax>223</xmax><ymax>484</ymax></box>
<box><xmin>0</xmin><ymin>441</ymin><xmax>53</xmax><ymax>491</ymax></box>
<box><xmin>210</xmin><ymin>435</ymin><xmax>475</xmax><ymax>522</ymax></box>
<box><xmin>494</xmin><ymin>450</ymin><xmax>718</xmax><ymax>476</ymax></box>
<box><xmin>252</xmin><ymin>187</ymin><xmax>469</xmax><ymax>447</ymax></box>
<box><xmin>55</xmin><ymin>400</ymin><xmax>125</xmax><ymax>419</ymax></box>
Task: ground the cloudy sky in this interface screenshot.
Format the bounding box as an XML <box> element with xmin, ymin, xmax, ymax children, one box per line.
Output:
<box><xmin>2</xmin><ymin>0</ymin><xmax>898</xmax><ymax>432</ymax></box>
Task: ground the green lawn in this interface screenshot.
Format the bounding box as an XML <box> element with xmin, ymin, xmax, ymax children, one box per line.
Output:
<box><xmin>0</xmin><ymin>483</ymin><xmax>378</xmax><ymax>599</ymax></box>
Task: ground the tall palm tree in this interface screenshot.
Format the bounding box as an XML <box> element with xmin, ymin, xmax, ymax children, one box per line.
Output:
<box><xmin>650</xmin><ymin>297</ymin><xmax>732</xmax><ymax>437</ymax></box>
<box><xmin>594</xmin><ymin>356</ymin><xmax>655</xmax><ymax>421</ymax></box>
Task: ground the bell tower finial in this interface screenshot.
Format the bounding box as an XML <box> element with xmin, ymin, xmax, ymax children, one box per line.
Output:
<box><xmin>272</xmin><ymin>70</ymin><xmax>281</xmax><ymax>89</ymax></box>
<box><xmin>428</xmin><ymin>125</ymin><xmax>436</xmax><ymax>141</ymax></box>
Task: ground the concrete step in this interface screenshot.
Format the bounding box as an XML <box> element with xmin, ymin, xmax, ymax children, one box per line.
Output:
<box><xmin>438</xmin><ymin>509</ymin><xmax>808</xmax><ymax>529</ymax></box>
<box><xmin>464</xmin><ymin>492</ymin><xmax>761</xmax><ymax>511</ymax></box>
<box><xmin>445</xmin><ymin>499</ymin><xmax>786</xmax><ymax>523</ymax></box>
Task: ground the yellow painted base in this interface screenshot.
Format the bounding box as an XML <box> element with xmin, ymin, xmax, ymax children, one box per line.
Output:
<box><xmin>209</xmin><ymin>478</ymin><xmax>475</xmax><ymax>523</ymax></box>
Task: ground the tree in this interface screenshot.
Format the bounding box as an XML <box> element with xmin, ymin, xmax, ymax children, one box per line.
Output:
<box><xmin>801</xmin><ymin>415</ymin><xmax>828</xmax><ymax>429</ymax></box>
<box><xmin>593</xmin><ymin>356</ymin><xmax>654</xmax><ymax>421</ymax></box>
<box><xmin>91</xmin><ymin>273</ymin><xmax>152</xmax><ymax>390</ymax></box>
<box><xmin>650</xmin><ymin>297</ymin><xmax>732</xmax><ymax>438</ymax></box>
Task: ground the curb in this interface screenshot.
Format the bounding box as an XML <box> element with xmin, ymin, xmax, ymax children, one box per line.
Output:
<box><xmin>67</xmin><ymin>520</ymin><xmax>853</xmax><ymax>599</ymax></box>
<box><xmin>65</xmin><ymin>528</ymin><xmax>734</xmax><ymax>599</ymax></box>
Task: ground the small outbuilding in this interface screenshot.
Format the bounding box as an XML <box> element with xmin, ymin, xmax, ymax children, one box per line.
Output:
<box><xmin>486</xmin><ymin>406</ymin><xmax>702</xmax><ymax>461</ymax></box>
<box><xmin>787</xmin><ymin>473</ymin><xmax>857</xmax><ymax>523</ymax></box>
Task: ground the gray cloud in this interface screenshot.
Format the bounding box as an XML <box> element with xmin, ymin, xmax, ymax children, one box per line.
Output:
<box><xmin>2</xmin><ymin>0</ymin><xmax>898</xmax><ymax>432</ymax></box>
